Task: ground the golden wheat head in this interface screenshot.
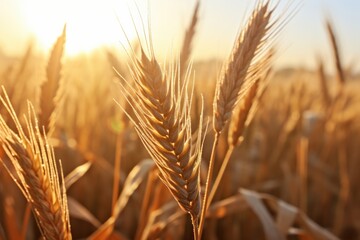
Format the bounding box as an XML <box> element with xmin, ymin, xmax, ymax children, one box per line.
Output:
<box><xmin>116</xmin><ymin>37</ymin><xmax>206</xmax><ymax>238</ymax></box>
<box><xmin>0</xmin><ymin>87</ymin><xmax>71</xmax><ymax>240</ymax></box>
<box><xmin>213</xmin><ymin>0</ymin><xmax>277</xmax><ymax>134</ymax></box>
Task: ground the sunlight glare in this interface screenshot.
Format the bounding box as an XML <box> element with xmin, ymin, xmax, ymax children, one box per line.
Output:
<box><xmin>22</xmin><ymin>0</ymin><xmax>139</xmax><ymax>55</ymax></box>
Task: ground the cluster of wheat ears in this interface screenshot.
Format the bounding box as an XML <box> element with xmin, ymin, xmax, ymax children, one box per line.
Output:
<box><xmin>0</xmin><ymin>0</ymin><xmax>354</xmax><ymax>239</ymax></box>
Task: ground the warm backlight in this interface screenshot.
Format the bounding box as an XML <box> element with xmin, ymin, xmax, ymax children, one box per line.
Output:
<box><xmin>22</xmin><ymin>0</ymin><xmax>138</xmax><ymax>55</ymax></box>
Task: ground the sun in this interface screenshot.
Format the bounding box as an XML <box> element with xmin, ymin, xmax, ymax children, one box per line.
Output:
<box><xmin>22</xmin><ymin>0</ymin><xmax>139</xmax><ymax>56</ymax></box>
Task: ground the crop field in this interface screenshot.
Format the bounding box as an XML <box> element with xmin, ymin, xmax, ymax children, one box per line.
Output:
<box><xmin>0</xmin><ymin>0</ymin><xmax>359</xmax><ymax>239</ymax></box>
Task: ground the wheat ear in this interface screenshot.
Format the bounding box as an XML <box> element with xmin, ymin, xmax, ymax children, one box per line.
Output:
<box><xmin>117</xmin><ymin>46</ymin><xmax>205</xmax><ymax>239</ymax></box>
<box><xmin>325</xmin><ymin>20</ymin><xmax>345</xmax><ymax>87</ymax></box>
<box><xmin>0</xmin><ymin>88</ymin><xmax>71</xmax><ymax>240</ymax></box>
<box><xmin>179</xmin><ymin>0</ymin><xmax>200</xmax><ymax>79</ymax></box>
<box><xmin>213</xmin><ymin>1</ymin><xmax>275</xmax><ymax>134</ymax></box>
<box><xmin>39</xmin><ymin>25</ymin><xmax>66</xmax><ymax>136</ymax></box>
<box><xmin>228</xmin><ymin>78</ymin><xmax>260</xmax><ymax>146</ymax></box>
<box><xmin>317</xmin><ymin>58</ymin><xmax>331</xmax><ymax>106</ymax></box>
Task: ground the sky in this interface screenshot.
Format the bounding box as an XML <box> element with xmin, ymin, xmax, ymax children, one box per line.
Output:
<box><xmin>0</xmin><ymin>0</ymin><xmax>359</xmax><ymax>71</ymax></box>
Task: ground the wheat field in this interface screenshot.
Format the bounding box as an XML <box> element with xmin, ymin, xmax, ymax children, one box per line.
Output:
<box><xmin>0</xmin><ymin>0</ymin><xmax>359</xmax><ymax>239</ymax></box>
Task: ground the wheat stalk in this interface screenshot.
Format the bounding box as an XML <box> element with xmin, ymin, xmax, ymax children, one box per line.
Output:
<box><xmin>117</xmin><ymin>44</ymin><xmax>205</xmax><ymax>239</ymax></box>
<box><xmin>198</xmin><ymin>1</ymin><xmax>278</xmax><ymax>236</ymax></box>
<box><xmin>0</xmin><ymin>87</ymin><xmax>71</xmax><ymax>240</ymax></box>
